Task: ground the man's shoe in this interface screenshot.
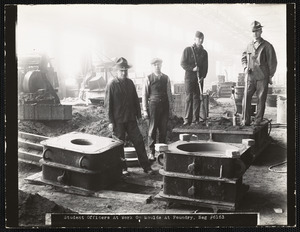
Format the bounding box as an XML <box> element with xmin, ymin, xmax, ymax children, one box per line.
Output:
<box><xmin>148</xmin><ymin>153</ymin><xmax>156</xmax><ymax>162</ymax></box>
<box><xmin>144</xmin><ymin>167</ymin><xmax>155</xmax><ymax>175</ymax></box>
<box><xmin>240</xmin><ymin>120</ymin><xmax>250</xmax><ymax>126</ymax></box>
<box><xmin>121</xmin><ymin>170</ymin><xmax>130</xmax><ymax>179</ymax></box>
<box><xmin>253</xmin><ymin>120</ymin><xmax>261</xmax><ymax>126</ymax></box>
<box><xmin>191</xmin><ymin>121</ymin><xmax>199</xmax><ymax>126</ymax></box>
<box><xmin>183</xmin><ymin>121</ymin><xmax>190</xmax><ymax>126</ymax></box>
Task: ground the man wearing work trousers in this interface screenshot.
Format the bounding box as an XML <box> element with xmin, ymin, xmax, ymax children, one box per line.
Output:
<box><xmin>241</xmin><ymin>21</ymin><xmax>277</xmax><ymax>126</ymax></box>
<box><xmin>142</xmin><ymin>58</ymin><xmax>173</xmax><ymax>161</ymax></box>
<box><xmin>105</xmin><ymin>57</ymin><xmax>154</xmax><ymax>174</ymax></box>
<box><xmin>181</xmin><ymin>31</ymin><xmax>208</xmax><ymax>126</ymax></box>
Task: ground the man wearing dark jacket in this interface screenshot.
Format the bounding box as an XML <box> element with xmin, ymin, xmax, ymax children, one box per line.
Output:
<box><xmin>181</xmin><ymin>31</ymin><xmax>208</xmax><ymax>125</ymax></box>
<box><xmin>105</xmin><ymin>57</ymin><xmax>154</xmax><ymax>174</ymax></box>
<box><xmin>241</xmin><ymin>21</ymin><xmax>277</xmax><ymax>126</ymax></box>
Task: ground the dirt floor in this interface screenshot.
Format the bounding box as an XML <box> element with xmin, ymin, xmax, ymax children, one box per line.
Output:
<box><xmin>17</xmin><ymin>97</ymin><xmax>288</xmax><ymax>227</ymax></box>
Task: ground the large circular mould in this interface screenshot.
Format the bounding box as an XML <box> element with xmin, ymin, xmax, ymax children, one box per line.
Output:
<box><xmin>71</xmin><ymin>139</ymin><xmax>93</xmax><ymax>146</ymax></box>
<box><xmin>177</xmin><ymin>143</ymin><xmax>231</xmax><ymax>154</ymax></box>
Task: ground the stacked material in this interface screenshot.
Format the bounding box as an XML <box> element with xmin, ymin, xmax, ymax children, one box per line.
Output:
<box><xmin>173</xmin><ymin>94</ymin><xmax>186</xmax><ymax>118</ymax></box>
<box><xmin>173</xmin><ymin>83</ymin><xmax>185</xmax><ymax>94</ymax></box>
<box><xmin>218</xmin><ymin>82</ymin><xmax>236</xmax><ymax>98</ymax></box>
<box><xmin>18</xmin><ymin>104</ymin><xmax>72</xmax><ymax>120</ymax></box>
<box><xmin>237</xmin><ymin>73</ymin><xmax>245</xmax><ymax>86</ymax></box>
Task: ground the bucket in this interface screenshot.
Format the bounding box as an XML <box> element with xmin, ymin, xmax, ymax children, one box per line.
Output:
<box><xmin>277</xmin><ymin>96</ymin><xmax>286</xmax><ymax>124</ymax></box>
<box><xmin>124</xmin><ymin>147</ymin><xmax>140</xmax><ymax>167</ymax></box>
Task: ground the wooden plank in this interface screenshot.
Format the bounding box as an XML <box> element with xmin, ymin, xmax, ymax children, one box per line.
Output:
<box><xmin>124</xmin><ymin>177</ymin><xmax>163</xmax><ymax>189</ymax></box>
<box><xmin>25</xmin><ymin>172</ymin><xmax>152</xmax><ymax>203</ymax></box>
<box><xmin>156</xmin><ymin>190</ymin><xmax>236</xmax><ymax>212</ymax></box>
<box><xmin>173</xmin><ymin>127</ymin><xmax>255</xmax><ymax>135</ymax></box>
<box><xmin>94</xmin><ymin>191</ymin><xmax>152</xmax><ymax>204</ymax></box>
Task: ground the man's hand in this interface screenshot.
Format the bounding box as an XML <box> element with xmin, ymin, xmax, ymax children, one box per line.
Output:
<box><xmin>137</xmin><ymin>117</ymin><xmax>143</xmax><ymax>124</ymax></box>
<box><xmin>269</xmin><ymin>76</ymin><xmax>273</xmax><ymax>85</ymax></box>
<box><xmin>198</xmin><ymin>77</ymin><xmax>204</xmax><ymax>84</ymax></box>
<box><xmin>193</xmin><ymin>66</ymin><xmax>199</xmax><ymax>72</ymax></box>
<box><xmin>143</xmin><ymin>112</ymin><xmax>149</xmax><ymax>120</ymax></box>
<box><xmin>108</xmin><ymin>123</ymin><xmax>114</xmax><ymax>132</ymax></box>
<box><xmin>169</xmin><ymin>110</ymin><xmax>175</xmax><ymax>119</ymax></box>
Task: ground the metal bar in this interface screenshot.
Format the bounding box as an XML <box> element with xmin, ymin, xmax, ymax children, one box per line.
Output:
<box><xmin>18</xmin><ymin>132</ymin><xmax>49</xmax><ymax>142</ymax></box>
<box><xmin>159</xmin><ymin>169</ymin><xmax>238</xmax><ymax>183</ymax></box>
<box><xmin>18</xmin><ymin>138</ymin><xmax>44</xmax><ymax>151</ymax></box>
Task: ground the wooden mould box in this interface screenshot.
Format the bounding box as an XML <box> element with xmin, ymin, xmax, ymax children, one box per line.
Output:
<box><xmin>40</xmin><ymin>132</ymin><xmax>124</xmax><ymax>191</ymax></box>
<box><xmin>159</xmin><ymin>140</ymin><xmax>253</xmax><ymax>211</ymax></box>
<box><xmin>172</xmin><ymin>121</ymin><xmax>270</xmax><ymax>158</ymax></box>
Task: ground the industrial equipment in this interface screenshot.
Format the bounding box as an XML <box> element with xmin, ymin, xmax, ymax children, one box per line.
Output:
<box><xmin>18</xmin><ymin>53</ymin><xmax>72</xmax><ymax>120</ymax></box>
<box><xmin>78</xmin><ymin>61</ymin><xmax>115</xmax><ymax>105</ymax></box>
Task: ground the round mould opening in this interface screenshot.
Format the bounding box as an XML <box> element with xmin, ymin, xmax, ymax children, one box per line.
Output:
<box><xmin>177</xmin><ymin>143</ymin><xmax>229</xmax><ymax>153</ymax></box>
<box><xmin>71</xmin><ymin>139</ymin><xmax>92</xmax><ymax>146</ymax></box>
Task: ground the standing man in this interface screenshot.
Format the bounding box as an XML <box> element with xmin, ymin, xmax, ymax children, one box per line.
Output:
<box><xmin>241</xmin><ymin>21</ymin><xmax>277</xmax><ymax>126</ymax></box>
<box><xmin>181</xmin><ymin>31</ymin><xmax>208</xmax><ymax>126</ymax></box>
<box><xmin>105</xmin><ymin>57</ymin><xmax>154</xmax><ymax>174</ymax></box>
<box><xmin>142</xmin><ymin>58</ymin><xmax>173</xmax><ymax>161</ymax></box>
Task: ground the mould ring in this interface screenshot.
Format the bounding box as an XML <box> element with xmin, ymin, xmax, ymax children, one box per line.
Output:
<box><xmin>42</xmin><ymin>148</ymin><xmax>51</xmax><ymax>161</ymax></box>
<box><xmin>157</xmin><ymin>153</ymin><xmax>164</xmax><ymax>166</ymax></box>
<box><xmin>78</xmin><ymin>156</ymin><xmax>87</xmax><ymax>168</ymax></box>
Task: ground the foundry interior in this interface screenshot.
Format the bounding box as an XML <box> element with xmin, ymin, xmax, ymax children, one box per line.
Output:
<box><xmin>16</xmin><ymin>4</ymin><xmax>289</xmax><ymax>227</ymax></box>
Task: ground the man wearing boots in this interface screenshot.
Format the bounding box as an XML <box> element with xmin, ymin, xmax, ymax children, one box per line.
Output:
<box><xmin>105</xmin><ymin>57</ymin><xmax>154</xmax><ymax>174</ymax></box>
<box><xmin>142</xmin><ymin>58</ymin><xmax>173</xmax><ymax>161</ymax></box>
<box><xmin>181</xmin><ymin>31</ymin><xmax>208</xmax><ymax>126</ymax></box>
<box><xmin>241</xmin><ymin>21</ymin><xmax>277</xmax><ymax>126</ymax></box>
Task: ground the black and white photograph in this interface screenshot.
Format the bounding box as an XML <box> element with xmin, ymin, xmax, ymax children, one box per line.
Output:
<box><xmin>4</xmin><ymin>2</ymin><xmax>296</xmax><ymax>228</ymax></box>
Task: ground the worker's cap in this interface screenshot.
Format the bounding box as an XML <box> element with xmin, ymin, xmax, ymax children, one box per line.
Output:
<box><xmin>195</xmin><ymin>31</ymin><xmax>204</xmax><ymax>39</ymax></box>
<box><xmin>251</xmin><ymin>21</ymin><xmax>263</xmax><ymax>32</ymax></box>
<box><xmin>114</xmin><ymin>57</ymin><xmax>132</xmax><ymax>70</ymax></box>
<box><xmin>150</xmin><ymin>58</ymin><xmax>163</xmax><ymax>65</ymax></box>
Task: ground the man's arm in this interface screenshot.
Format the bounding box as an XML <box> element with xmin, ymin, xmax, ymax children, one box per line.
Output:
<box><xmin>142</xmin><ymin>76</ymin><xmax>150</xmax><ymax>118</ymax></box>
<box><xmin>201</xmin><ymin>51</ymin><xmax>208</xmax><ymax>78</ymax></box>
<box><xmin>241</xmin><ymin>46</ymin><xmax>248</xmax><ymax>70</ymax></box>
<box><xmin>132</xmin><ymin>80</ymin><xmax>142</xmax><ymax>119</ymax></box>
<box><xmin>267</xmin><ymin>44</ymin><xmax>277</xmax><ymax>78</ymax></box>
<box><xmin>180</xmin><ymin>47</ymin><xmax>194</xmax><ymax>71</ymax></box>
<box><xmin>104</xmin><ymin>82</ymin><xmax>114</xmax><ymax>124</ymax></box>
<box><xmin>166</xmin><ymin>76</ymin><xmax>174</xmax><ymax>116</ymax></box>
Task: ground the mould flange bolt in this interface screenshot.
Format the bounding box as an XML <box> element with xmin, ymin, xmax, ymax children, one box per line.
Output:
<box><xmin>179</xmin><ymin>134</ymin><xmax>191</xmax><ymax>141</ymax></box>
<box><xmin>155</xmin><ymin>143</ymin><xmax>168</xmax><ymax>152</ymax></box>
<box><xmin>190</xmin><ymin>134</ymin><xmax>198</xmax><ymax>141</ymax></box>
<box><xmin>242</xmin><ymin>139</ymin><xmax>255</xmax><ymax>147</ymax></box>
<box><xmin>225</xmin><ymin>149</ymin><xmax>240</xmax><ymax>158</ymax></box>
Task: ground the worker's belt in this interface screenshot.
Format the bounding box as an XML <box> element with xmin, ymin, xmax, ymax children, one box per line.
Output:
<box><xmin>149</xmin><ymin>95</ymin><xmax>168</xmax><ymax>102</ymax></box>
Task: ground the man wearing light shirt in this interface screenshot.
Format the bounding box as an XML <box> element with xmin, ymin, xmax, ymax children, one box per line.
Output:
<box><xmin>241</xmin><ymin>21</ymin><xmax>277</xmax><ymax>126</ymax></box>
<box><xmin>142</xmin><ymin>58</ymin><xmax>173</xmax><ymax>161</ymax></box>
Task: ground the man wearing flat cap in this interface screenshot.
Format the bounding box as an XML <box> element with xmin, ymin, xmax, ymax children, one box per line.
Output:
<box><xmin>142</xmin><ymin>58</ymin><xmax>173</xmax><ymax>161</ymax></box>
<box><xmin>241</xmin><ymin>21</ymin><xmax>277</xmax><ymax>126</ymax></box>
<box><xmin>105</xmin><ymin>57</ymin><xmax>154</xmax><ymax>174</ymax></box>
<box><xmin>181</xmin><ymin>31</ymin><xmax>208</xmax><ymax>126</ymax></box>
